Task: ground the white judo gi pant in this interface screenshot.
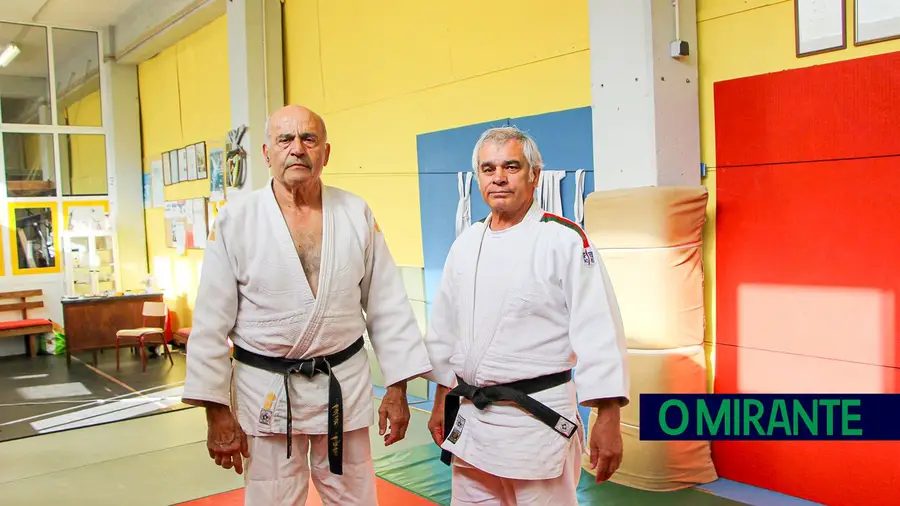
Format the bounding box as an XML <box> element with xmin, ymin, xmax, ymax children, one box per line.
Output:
<box><xmin>243</xmin><ymin>427</ymin><xmax>377</xmax><ymax>506</ymax></box>
<box><xmin>450</xmin><ymin>434</ymin><xmax>583</xmax><ymax>506</ymax></box>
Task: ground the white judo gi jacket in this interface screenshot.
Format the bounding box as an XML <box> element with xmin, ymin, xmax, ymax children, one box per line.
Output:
<box><xmin>424</xmin><ymin>201</ymin><xmax>630</xmax><ymax>481</ymax></box>
<box><xmin>182</xmin><ymin>180</ymin><xmax>433</xmax><ymax>439</ymax></box>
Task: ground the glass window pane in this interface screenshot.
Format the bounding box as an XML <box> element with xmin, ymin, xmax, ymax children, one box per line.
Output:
<box><xmin>53</xmin><ymin>29</ymin><xmax>101</xmax><ymax>127</ymax></box>
<box><xmin>14</xmin><ymin>207</ymin><xmax>56</xmax><ymax>270</ymax></box>
<box><xmin>0</xmin><ymin>23</ymin><xmax>51</xmax><ymax>125</ymax></box>
<box><xmin>59</xmin><ymin>134</ymin><xmax>107</xmax><ymax>196</ymax></box>
<box><xmin>3</xmin><ymin>132</ymin><xmax>57</xmax><ymax>197</ymax></box>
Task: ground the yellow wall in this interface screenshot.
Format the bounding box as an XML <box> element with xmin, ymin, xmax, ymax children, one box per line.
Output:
<box><xmin>65</xmin><ymin>91</ymin><xmax>107</xmax><ymax>195</ymax></box>
<box><xmin>697</xmin><ymin>0</ymin><xmax>900</xmax><ymax>366</ymax></box>
<box><xmin>283</xmin><ymin>0</ymin><xmax>591</xmax><ymax>267</ymax></box>
<box><xmin>137</xmin><ymin>15</ymin><xmax>230</xmax><ymax>328</ymax></box>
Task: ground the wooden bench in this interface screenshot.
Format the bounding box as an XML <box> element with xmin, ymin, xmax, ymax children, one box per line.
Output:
<box><xmin>0</xmin><ymin>289</ymin><xmax>54</xmax><ymax>357</ymax></box>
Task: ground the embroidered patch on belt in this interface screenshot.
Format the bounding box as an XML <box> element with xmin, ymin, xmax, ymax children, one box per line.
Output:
<box><xmin>447</xmin><ymin>415</ymin><xmax>466</xmax><ymax>444</ymax></box>
<box><xmin>555</xmin><ymin>417</ymin><xmax>577</xmax><ymax>437</ymax></box>
<box><xmin>582</xmin><ymin>248</ymin><xmax>596</xmax><ymax>266</ymax></box>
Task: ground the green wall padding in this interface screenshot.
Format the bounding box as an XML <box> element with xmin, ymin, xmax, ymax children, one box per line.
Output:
<box><xmin>373</xmin><ymin>444</ymin><xmax>750</xmax><ymax>506</ymax></box>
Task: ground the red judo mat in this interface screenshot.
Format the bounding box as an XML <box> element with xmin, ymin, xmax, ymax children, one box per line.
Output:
<box><xmin>178</xmin><ymin>477</ymin><xmax>436</xmax><ymax>505</ymax></box>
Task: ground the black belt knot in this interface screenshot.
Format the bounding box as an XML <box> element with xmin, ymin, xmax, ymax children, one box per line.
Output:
<box><xmin>232</xmin><ymin>336</ymin><xmax>365</xmax><ymax>475</ymax></box>
<box><xmin>287</xmin><ymin>356</ymin><xmax>326</xmax><ymax>378</ymax></box>
<box><xmin>440</xmin><ymin>370</ymin><xmax>578</xmax><ymax>466</ymax></box>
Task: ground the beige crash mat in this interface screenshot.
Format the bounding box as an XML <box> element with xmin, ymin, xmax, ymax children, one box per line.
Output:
<box><xmin>620</xmin><ymin>346</ymin><xmax>708</xmax><ymax>427</ymax></box>
<box><xmin>581</xmin><ymin>185</ymin><xmax>716</xmax><ymax>490</ymax></box>
<box><xmin>582</xmin><ymin>416</ymin><xmax>718</xmax><ymax>492</ymax></box>
<box><xmin>597</xmin><ymin>246</ymin><xmax>705</xmax><ymax>349</ymax></box>
<box><xmin>583</xmin><ymin>185</ymin><xmax>708</xmax><ymax>249</ymax></box>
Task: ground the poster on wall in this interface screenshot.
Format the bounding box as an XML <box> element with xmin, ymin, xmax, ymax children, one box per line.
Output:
<box><xmin>143</xmin><ymin>172</ymin><xmax>151</xmax><ymax>209</ymax></box>
<box><xmin>151</xmin><ymin>159</ymin><xmax>165</xmax><ymax>208</ymax></box>
<box><xmin>207</xmin><ymin>200</ymin><xmax>220</xmax><ymax>237</ymax></box>
<box><xmin>209</xmin><ymin>148</ymin><xmax>225</xmax><ymax>202</ymax></box>
<box><xmin>795</xmin><ymin>0</ymin><xmax>846</xmax><ymax>56</ymax></box>
<box><xmin>855</xmin><ymin>0</ymin><xmax>900</xmax><ymax>45</ymax></box>
<box><xmin>164</xmin><ymin>198</ymin><xmax>209</xmax><ymax>251</ymax></box>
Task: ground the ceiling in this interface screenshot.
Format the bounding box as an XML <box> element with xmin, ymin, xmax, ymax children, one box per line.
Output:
<box><xmin>0</xmin><ymin>0</ymin><xmax>145</xmax><ymax>30</ymax></box>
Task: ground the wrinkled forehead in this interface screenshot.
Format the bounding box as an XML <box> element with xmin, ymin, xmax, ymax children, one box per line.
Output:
<box><xmin>478</xmin><ymin>139</ymin><xmax>526</xmax><ymax>167</ymax></box>
<box><xmin>269</xmin><ymin>111</ymin><xmax>325</xmax><ymax>139</ymax></box>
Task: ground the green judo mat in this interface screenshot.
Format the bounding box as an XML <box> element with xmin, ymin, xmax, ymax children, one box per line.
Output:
<box><xmin>372</xmin><ymin>444</ymin><xmax>749</xmax><ymax>506</ymax></box>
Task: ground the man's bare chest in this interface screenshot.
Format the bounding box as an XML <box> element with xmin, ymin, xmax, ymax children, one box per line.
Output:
<box><xmin>283</xmin><ymin>214</ymin><xmax>323</xmax><ymax>288</ymax></box>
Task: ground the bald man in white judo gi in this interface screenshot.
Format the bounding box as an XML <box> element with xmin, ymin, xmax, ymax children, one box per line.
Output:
<box><xmin>182</xmin><ymin>104</ymin><xmax>433</xmax><ymax>505</ymax></box>
<box><xmin>424</xmin><ymin>126</ymin><xmax>630</xmax><ymax>505</ymax></box>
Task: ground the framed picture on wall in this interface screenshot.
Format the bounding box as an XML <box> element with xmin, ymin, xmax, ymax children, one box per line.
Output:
<box><xmin>186</xmin><ymin>144</ymin><xmax>198</xmax><ymax>181</ymax></box>
<box><xmin>195</xmin><ymin>142</ymin><xmax>208</xmax><ymax>179</ymax></box>
<box><xmin>169</xmin><ymin>150</ymin><xmax>180</xmax><ymax>184</ymax></box>
<box><xmin>162</xmin><ymin>152</ymin><xmax>171</xmax><ymax>186</ymax></box>
<box><xmin>178</xmin><ymin>148</ymin><xmax>189</xmax><ymax>182</ymax></box>
<box><xmin>795</xmin><ymin>0</ymin><xmax>847</xmax><ymax>57</ymax></box>
<box><xmin>855</xmin><ymin>0</ymin><xmax>900</xmax><ymax>45</ymax></box>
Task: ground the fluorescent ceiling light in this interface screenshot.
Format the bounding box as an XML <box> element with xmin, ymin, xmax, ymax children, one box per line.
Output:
<box><xmin>0</xmin><ymin>44</ymin><xmax>21</xmax><ymax>68</ymax></box>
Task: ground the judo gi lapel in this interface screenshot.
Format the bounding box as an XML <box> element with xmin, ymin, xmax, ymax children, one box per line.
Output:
<box><xmin>263</xmin><ymin>179</ymin><xmax>335</xmax><ymax>358</ymax></box>
<box><xmin>460</xmin><ymin>201</ymin><xmax>544</xmax><ymax>384</ymax></box>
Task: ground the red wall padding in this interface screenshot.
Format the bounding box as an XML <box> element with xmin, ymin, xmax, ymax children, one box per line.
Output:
<box><xmin>714</xmin><ymin>51</ymin><xmax>900</xmax><ymax>506</ymax></box>
<box><xmin>714</xmin><ymin>51</ymin><xmax>900</xmax><ymax>167</ymax></box>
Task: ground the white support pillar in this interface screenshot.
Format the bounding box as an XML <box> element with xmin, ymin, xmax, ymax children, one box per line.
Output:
<box><xmin>226</xmin><ymin>0</ymin><xmax>285</xmax><ymax>199</ymax></box>
<box><xmin>589</xmin><ymin>0</ymin><xmax>701</xmax><ymax>190</ymax></box>
<box><xmin>100</xmin><ymin>29</ymin><xmax>148</xmax><ymax>291</ymax></box>
<box><xmin>585</xmin><ymin>0</ymin><xmax>716</xmax><ymax>493</ymax></box>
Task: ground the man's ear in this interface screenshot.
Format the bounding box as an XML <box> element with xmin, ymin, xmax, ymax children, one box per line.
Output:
<box><xmin>531</xmin><ymin>167</ymin><xmax>542</xmax><ymax>187</ymax></box>
<box><xmin>323</xmin><ymin>143</ymin><xmax>331</xmax><ymax>167</ymax></box>
<box><xmin>262</xmin><ymin>144</ymin><xmax>270</xmax><ymax>164</ymax></box>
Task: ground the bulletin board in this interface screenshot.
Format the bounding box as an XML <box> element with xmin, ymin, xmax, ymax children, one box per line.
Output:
<box><xmin>164</xmin><ymin>198</ymin><xmax>209</xmax><ymax>252</ymax></box>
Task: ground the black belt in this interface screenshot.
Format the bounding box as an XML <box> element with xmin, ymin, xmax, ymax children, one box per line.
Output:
<box><xmin>232</xmin><ymin>336</ymin><xmax>365</xmax><ymax>475</ymax></box>
<box><xmin>440</xmin><ymin>370</ymin><xmax>578</xmax><ymax>466</ymax></box>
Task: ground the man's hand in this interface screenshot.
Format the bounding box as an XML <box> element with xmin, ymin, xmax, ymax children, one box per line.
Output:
<box><xmin>379</xmin><ymin>381</ymin><xmax>410</xmax><ymax>446</ymax></box>
<box><xmin>428</xmin><ymin>385</ymin><xmax>449</xmax><ymax>446</ymax></box>
<box><xmin>205</xmin><ymin>403</ymin><xmax>249</xmax><ymax>475</ymax></box>
<box><xmin>588</xmin><ymin>398</ymin><xmax>623</xmax><ymax>483</ymax></box>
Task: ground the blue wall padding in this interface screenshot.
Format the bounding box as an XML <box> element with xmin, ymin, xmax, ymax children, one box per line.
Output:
<box><xmin>416</xmin><ymin>118</ymin><xmax>510</xmax><ymax>174</ymax></box>
<box><xmin>418</xmin><ymin>172</ymin><xmax>465</xmax><ymax>305</ymax></box>
<box><xmin>509</xmin><ymin>106</ymin><xmax>594</xmax><ymax>171</ymax></box>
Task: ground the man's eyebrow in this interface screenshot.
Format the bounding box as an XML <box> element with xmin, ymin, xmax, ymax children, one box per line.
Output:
<box><xmin>481</xmin><ymin>159</ymin><xmax>521</xmax><ymax>167</ymax></box>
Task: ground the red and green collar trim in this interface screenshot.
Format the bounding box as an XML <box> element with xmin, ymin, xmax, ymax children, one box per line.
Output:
<box><xmin>540</xmin><ymin>213</ymin><xmax>590</xmax><ymax>248</ymax></box>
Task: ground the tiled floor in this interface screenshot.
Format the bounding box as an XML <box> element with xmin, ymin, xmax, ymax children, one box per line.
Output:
<box><xmin>0</xmin><ymin>347</ymin><xmax>191</xmax><ymax>443</ymax></box>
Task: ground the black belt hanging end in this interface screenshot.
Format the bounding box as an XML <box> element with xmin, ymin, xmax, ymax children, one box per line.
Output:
<box><xmin>284</xmin><ymin>374</ymin><xmax>293</xmax><ymax>459</ymax></box>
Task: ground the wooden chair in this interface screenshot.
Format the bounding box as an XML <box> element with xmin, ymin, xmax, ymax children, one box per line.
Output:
<box><xmin>0</xmin><ymin>290</ymin><xmax>53</xmax><ymax>357</ymax></box>
<box><xmin>115</xmin><ymin>301</ymin><xmax>173</xmax><ymax>372</ymax></box>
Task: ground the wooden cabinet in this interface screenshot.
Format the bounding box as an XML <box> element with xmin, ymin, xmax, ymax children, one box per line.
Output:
<box><xmin>61</xmin><ymin>293</ymin><xmax>164</xmax><ymax>366</ymax></box>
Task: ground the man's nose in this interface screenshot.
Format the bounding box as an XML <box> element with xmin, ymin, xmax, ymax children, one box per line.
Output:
<box><xmin>288</xmin><ymin>137</ymin><xmax>306</xmax><ymax>155</ymax></box>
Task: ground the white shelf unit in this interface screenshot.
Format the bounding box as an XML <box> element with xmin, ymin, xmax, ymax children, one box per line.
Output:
<box><xmin>62</xmin><ymin>230</ymin><xmax>119</xmax><ymax>296</ymax></box>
